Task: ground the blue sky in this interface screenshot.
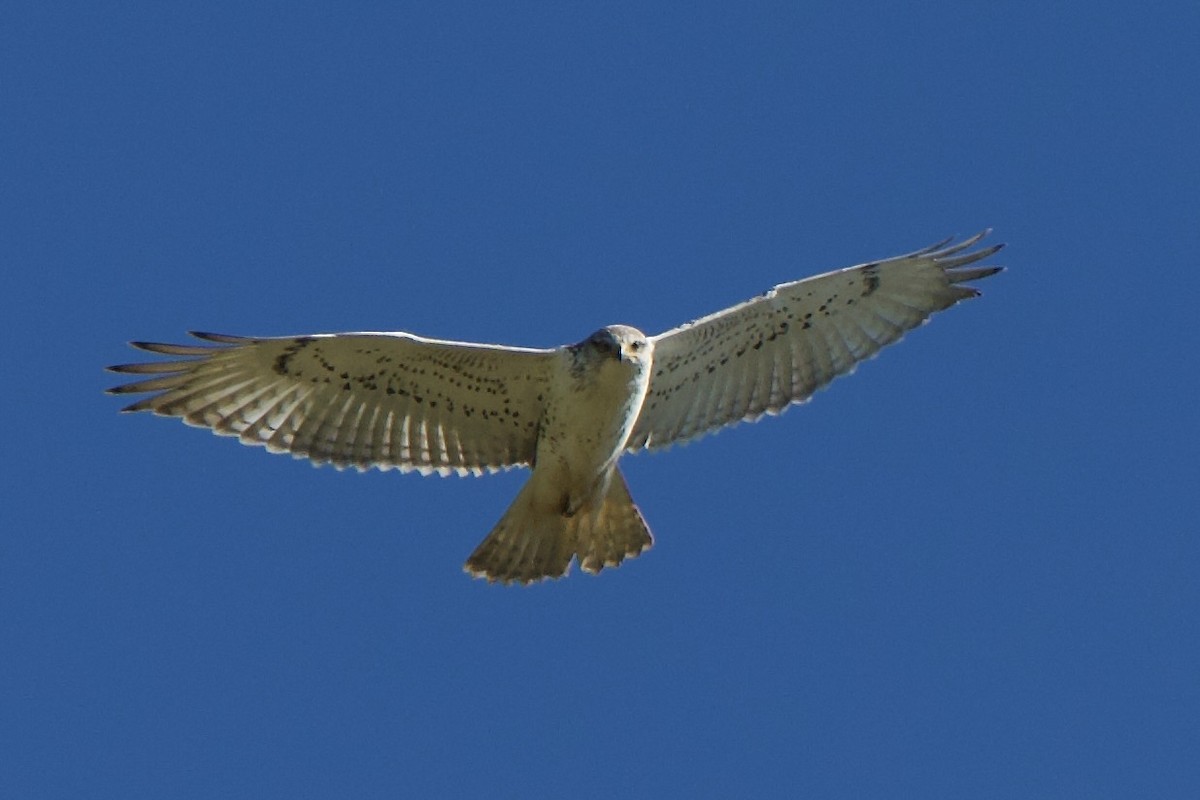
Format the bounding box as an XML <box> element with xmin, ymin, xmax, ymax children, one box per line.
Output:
<box><xmin>3</xmin><ymin>2</ymin><xmax>1198</xmax><ymax>797</ymax></box>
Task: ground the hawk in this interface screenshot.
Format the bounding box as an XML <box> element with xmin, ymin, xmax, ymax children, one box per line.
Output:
<box><xmin>107</xmin><ymin>231</ymin><xmax>1003</xmax><ymax>584</ymax></box>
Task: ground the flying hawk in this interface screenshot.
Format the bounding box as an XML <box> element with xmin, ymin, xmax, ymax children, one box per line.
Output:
<box><xmin>107</xmin><ymin>231</ymin><xmax>1003</xmax><ymax>584</ymax></box>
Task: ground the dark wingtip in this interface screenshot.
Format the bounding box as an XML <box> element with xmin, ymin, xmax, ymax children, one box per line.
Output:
<box><xmin>106</xmin><ymin>379</ymin><xmax>160</xmax><ymax>398</ymax></box>
<box><xmin>107</xmin><ymin>362</ymin><xmax>150</xmax><ymax>374</ymax></box>
<box><xmin>189</xmin><ymin>331</ymin><xmax>246</xmax><ymax>343</ymax></box>
<box><xmin>117</xmin><ymin>398</ymin><xmax>152</xmax><ymax>412</ymax></box>
<box><xmin>127</xmin><ymin>340</ymin><xmax>214</xmax><ymax>356</ymax></box>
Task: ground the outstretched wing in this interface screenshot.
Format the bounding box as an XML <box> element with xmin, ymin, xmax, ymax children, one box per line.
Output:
<box><xmin>627</xmin><ymin>231</ymin><xmax>1004</xmax><ymax>451</ymax></box>
<box><xmin>108</xmin><ymin>331</ymin><xmax>558</xmax><ymax>475</ymax></box>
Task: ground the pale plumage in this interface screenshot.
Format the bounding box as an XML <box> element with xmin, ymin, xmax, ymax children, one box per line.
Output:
<box><xmin>109</xmin><ymin>332</ymin><xmax>557</xmax><ymax>476</ymax></box>
<box><xmin>108</xmin><ymin>232</ymin><xmax>1004</xmax><ymax>584</ymax></box>
<box><xmin>627</xmin><ymin>230</ymin><xmax>1002</xmax><ymax>450</ymax></box>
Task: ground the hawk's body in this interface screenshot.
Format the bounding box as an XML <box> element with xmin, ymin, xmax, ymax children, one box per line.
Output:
<box><xmin>108</xmin><ymin>232</ymin><xmax>1004</xmax><ymax>584</ymax></box>
<box><xmin>468</xmin><ymin>326</ymin><xmax>655</xmax><ymax>581</ymax></box>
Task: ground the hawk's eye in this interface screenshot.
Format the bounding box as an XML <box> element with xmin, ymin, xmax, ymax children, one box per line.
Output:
<box><xmin>630</xmin><ymin>340</ymin><xmax>643</xmax><ymax>352</ymax></box>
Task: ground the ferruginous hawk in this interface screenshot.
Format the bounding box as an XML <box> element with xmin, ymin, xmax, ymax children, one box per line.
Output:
<box><xmin>108</xmin><ymin>231</ymin><xmax>1003</xmax><ymax>584</ymax></box>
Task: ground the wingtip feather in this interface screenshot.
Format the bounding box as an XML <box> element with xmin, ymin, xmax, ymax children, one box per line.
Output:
<box><xmin>130</xmin><ymin>340</ymin><xmax>213</xmax><ymax>356</ymax></box>
<box><xmin>118</xmin><ymin>397</ymin><xmax>155</xmax><ymax>413</ymax></box>
<box><xmin>189</xmin><ymin>331</ymin><xmax>253</xmax><ymax>344</ymax></box>
<box><xmin>947</xmin><ymin>265</ymin><xmax>1004</xmax><ymax>283</ymax></box>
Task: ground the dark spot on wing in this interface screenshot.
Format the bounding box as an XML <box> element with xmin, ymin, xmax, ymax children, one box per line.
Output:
<box><xmin>272</xmin><ymin>337</ymin><xmax>315</xmax><ymax>376</ymax></box>
<box><xmin>861</xmin><ymin>265</ymin><xmax>881</xmax><ymax>297</ymax></box>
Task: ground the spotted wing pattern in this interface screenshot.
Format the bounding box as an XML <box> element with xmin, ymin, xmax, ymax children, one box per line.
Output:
<box><xmin>108</xmin><ymin>332</ymin><xmax>557</xmax><ymax>475</ymax></box>
<box><xmin>626</xmin><ymin>232</ymin><xmax>1003</xmax><ymax>451</ymax></box>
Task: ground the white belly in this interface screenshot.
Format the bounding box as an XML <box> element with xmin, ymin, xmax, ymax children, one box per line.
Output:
<box><xmin>532</xmin><ymin>354</ymin><xmax>650</xmax><ymax>513</ymax></box>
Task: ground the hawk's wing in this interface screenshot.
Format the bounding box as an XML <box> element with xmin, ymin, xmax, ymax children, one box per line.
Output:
<box><xmin>626</xmin><ymin>232</ymin><xmax>1004</xmax><ymax>451</ymax></box>
<box><xmin>108</xmin><ymin>331</ymin><xmax>558</xmax><ymax>475</ymax></box>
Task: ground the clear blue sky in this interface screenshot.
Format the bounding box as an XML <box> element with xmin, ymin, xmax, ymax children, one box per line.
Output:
<box><xmin>4</xmin><ymin>2</ymin><xmax>1198</xmax><ymax>797</ymax></box>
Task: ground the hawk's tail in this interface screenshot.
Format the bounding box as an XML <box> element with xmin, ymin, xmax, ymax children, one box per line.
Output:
<box><xmin>464</xmin><ymin>468</ymin><xmax>653</xmax><ymax>585</ymax></box>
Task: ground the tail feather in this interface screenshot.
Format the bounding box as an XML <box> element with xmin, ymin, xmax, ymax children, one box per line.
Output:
<box><xmin>464</xmin><ymin>468</ymin><xmax>653</xmax><ymax>585</ymax></box>
<box><xmin>576</xmin><ymin>469</ymin><xmax>652</xmax><ymax>575</ymax></box>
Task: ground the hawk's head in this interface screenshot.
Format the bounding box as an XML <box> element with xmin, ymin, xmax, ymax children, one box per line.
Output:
<box><xmin>581</xmin><ymin>325</ymin><xmax>651</xmax><ymax>365</ymax></box>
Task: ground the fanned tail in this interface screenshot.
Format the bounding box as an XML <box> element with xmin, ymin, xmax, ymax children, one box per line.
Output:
<box><xmin>574</xmin><ymin>469</ymin><xmax>653</xmax><ymax>575</ymax></box>
<box><xmin>464</xmin><ymin>468</ymin><xmax>653</xmax><ymax>585</ymax></box>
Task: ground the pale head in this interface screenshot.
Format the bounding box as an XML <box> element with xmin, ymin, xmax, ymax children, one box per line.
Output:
<box><xmin>579</xmin><ymin>325</ymin><xmax>652</xmax><ymax>365</ymax></box>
